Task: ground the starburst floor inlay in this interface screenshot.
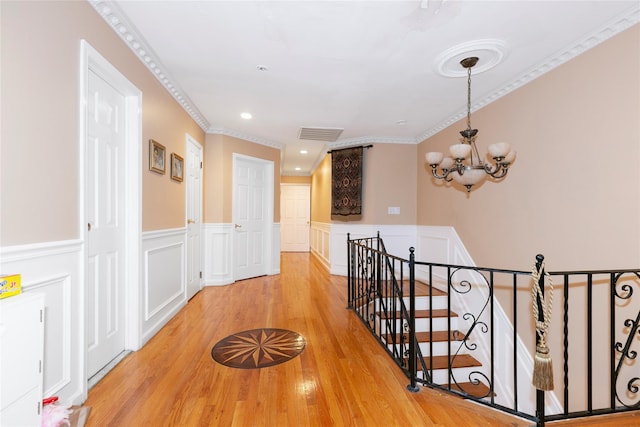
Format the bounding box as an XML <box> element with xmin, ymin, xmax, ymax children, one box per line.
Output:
<box><xmin>211</xmin><ymin>328</ymin><xmax>306</xmax><ymax>369</ymax></box>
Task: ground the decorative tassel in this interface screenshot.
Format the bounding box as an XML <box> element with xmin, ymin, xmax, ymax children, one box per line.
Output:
<box><xmin>533</xmin><ymin>345</ymin><xmax>554</xmax><ymax>391</ymax></box>
<box><xmin>531</xmin><ymin>257</ymin><xmax>554</xmax><ymax>391</ymax></box>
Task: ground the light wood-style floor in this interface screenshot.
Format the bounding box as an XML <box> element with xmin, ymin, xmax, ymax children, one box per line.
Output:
<box><xmin>85</xmin><ymin>253</ymin><xmax>639</xmax><ymax>426</ymax></box>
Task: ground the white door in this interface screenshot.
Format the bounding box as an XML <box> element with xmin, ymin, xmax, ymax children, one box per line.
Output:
<box><xmin>86</xmin><ymin>70</ymin><xmax>126</xmax><ymax>378</ymax></box>
<box><xmin>233</xmin><ymin>156</ymin><xmax>271</xmax><ymax>281</ymax></box>
<box><xmin>186</xmin><ymin>135</ymin><xmax>203</xmax><ymax>300</ymax></box>
<box><xmin>280</xmin><ymin>185</ymin><xmax>310</xmax><ymax>252</ymax></box>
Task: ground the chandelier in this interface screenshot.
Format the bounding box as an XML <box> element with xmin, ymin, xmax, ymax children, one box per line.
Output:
<box><xmin>425</xmin><ymin>57</ymin><xmax>515</xmax><ymax>192</ymax></box>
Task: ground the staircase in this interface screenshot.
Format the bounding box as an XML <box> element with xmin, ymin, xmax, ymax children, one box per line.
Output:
<box><xmin>348</xmin><ymin>233</ymin><xmax>640</xmax><ymax>426</ymax></box>
<box><xmin>375</xmin><ymin>280</ymin><xmax>491</xmax><ymax>398</ymax></box>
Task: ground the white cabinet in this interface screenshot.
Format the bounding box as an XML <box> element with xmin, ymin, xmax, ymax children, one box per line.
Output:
<box><xmin>0</xmin><ymin>293</ymin><xmax>45</xmax><ymax>427</ymax></box>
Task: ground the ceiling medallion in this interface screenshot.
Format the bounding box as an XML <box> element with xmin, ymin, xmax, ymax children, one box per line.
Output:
<box><xmin>435</xmin><ymin>39</ymin><xmax>507</xmax><ymax>77</ymax></box>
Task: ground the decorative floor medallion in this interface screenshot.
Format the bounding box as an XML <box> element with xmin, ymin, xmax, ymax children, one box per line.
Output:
<box><xmin>211</xmin><ymin>328</ymin><xmax>306</xmax><ymax>369</ymax></box>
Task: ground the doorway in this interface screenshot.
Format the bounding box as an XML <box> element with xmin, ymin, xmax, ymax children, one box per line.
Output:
<box><xmin>280</xmin><ymin>184</ymin><xmax>310</xmax><ymax>252</ymax></box>
<box><xmin>185</xmin><ymin>134</ymin><xmax>203</xmax><ymax>300</ymax></box>
<box><xmin>232</xmin><ymin>154</ymin><xmax>274</xmax><ymax>281</ymax></box>
<box><xmin>81</xmin><ymin>41</ymin><xmax>141</xmax><ymax>384</ymax></box>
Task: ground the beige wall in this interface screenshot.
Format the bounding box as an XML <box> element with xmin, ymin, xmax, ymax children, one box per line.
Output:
<box><xmin>141</xmin><ymin>96</ymin><xmax>205</xmax><ymax>231</ymax></box>
<box><xmin>417</xmin><ymin>25</ymin><xmax>640</xmax><ymax>398</ymax></box>
<box><xmin>4</xmin><ymin>0</ymin><xmax>636</xmax><ymax>268</ymax></box>
<box><xmin>281</xmin><ymin>176</ymin><xmax>311</xmax><ymax>184</ymax></box>
<box><xmin>1</xmin><ymin>1</ymin><xmax>205</xmax><ymax>245</ymax></box>
<box><xmin>311</xmin><ymin>143</ymin><xmax>418</xmax><ymax>225</ymax></box>
<box><xmin>203</xmin><ymin>134</ymin><xmax>281</xmax><ymax>223</ymax></box>
<box><xmin>311</xmin><ymin>155</ymin><xmax>332</xmax><ymax>223</ymax></box>
<box><xmin>418</xmin><ymin>24</ymin><xmax>640</xmax><ymax>272</ymax></box>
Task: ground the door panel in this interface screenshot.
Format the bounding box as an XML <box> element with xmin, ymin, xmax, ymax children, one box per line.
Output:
<box><xmin>86</xmin><ymin>70</ymin><xmax>126</xmax><ymax>378</ymax></box>
<box><xmin>186</xmin><ymin>137</ymin><xmax>203</xmax><ymax>300</ymax></box>
<box><xmin>280</xmin><ymin>185</ymin><xmax>310</xmax><ymax>252</ymax></box>
<box><xmin>234</xmin><ymin>157</ymin><xmax>268</xmax><ymax>280</ymax></box>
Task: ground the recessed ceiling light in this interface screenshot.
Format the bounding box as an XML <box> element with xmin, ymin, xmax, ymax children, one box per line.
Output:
<box><xmin>257</xmin><ymin>65</ymin><xmax>269</xmax><ymax>72</ymax></box>
<box><xmin>300</xmin><ymin>150</ymin><xmax>308</xmax><ymax>154</ymax></box>
<box><xmin>240</xmin><ymin>112</ymin><xmax>252</xmax><ymax>120</ymax></box>
<box><xmin>396</xmin><ymin>120</ymin><xmax>407</xmax><ymax>125</ymax></box>
<box><xmin>295</xmin><ymin>167</ymin><xmax>301</xmax><ymax>171</ymax></box>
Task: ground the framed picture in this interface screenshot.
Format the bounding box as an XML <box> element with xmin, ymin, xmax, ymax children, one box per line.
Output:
<box><xmin>171</xmin><ymin>153</ymin><xmax>184</xmax><ymax>182</ymax></box>
<box><xmin>149</xmin><ymin>139</ymin><xmax>166</xmax><ymax>174</ymax></box>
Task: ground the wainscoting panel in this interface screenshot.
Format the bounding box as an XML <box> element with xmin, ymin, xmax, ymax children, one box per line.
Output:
<box><xmin>0</xmin><ymin>241</ymin><xmax>84</xmax><ymax>404</ymax></box>
<box><xmin>415</xmin><ymin>226</ymin><xmax>562</xmax><ymax>415</ymax></box>
<box><xmin>310</xmin><ymin>222</ymin><xmax>331</xmax><ymax>269</ymax></box>
<box><xmin>329</xmin><ymin>224</ymin><xmax>416</xmax><ymax>276</ymax></box>
<box><xmin>203</xmin><ymin>223</ymin><xmax>280</xmax><ymax>285</ymax></box>
<box><xmin>203</xmin><ymin>223</ymin><xmax>233</xmax><ymax>286</ymax></box>
<box><xmin>271</xmin><ymin>223</ymin><xmax>281</xmax><ymax>275</ymax></box>
<box><xmin>141</xmin><ymin>229</ymin><xmax>186</xmax><ymax>345</ymax></box>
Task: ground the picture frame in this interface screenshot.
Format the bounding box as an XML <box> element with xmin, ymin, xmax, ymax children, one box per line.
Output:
<box><xmin>149</xmin><ymin>139</ymin><xmax>166</xmax><ymax>174</ymax></box>
<box><xmin>171</xmin><ymin>153</ymin><xmax>184</xmax><ymax>182</ymax></box>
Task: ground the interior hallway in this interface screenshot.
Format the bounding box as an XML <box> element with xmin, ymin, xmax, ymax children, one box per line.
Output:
<box><xmin>84</xmin><ymin>253</ymin><xmax>638</xmax><ymax>426</ymax></box>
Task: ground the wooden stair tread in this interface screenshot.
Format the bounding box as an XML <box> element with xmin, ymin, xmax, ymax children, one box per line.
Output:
<box><xmin>421</xmin><ymin>354</ymin><xmax>482</xmax><ymax>370</ymax></box>
<box><xmin>372</xmin><ymin>280</ymin><xmax>447</xmax><ymax>298</ymax></box>
<box><xmin>397</xmin><ymin>280</ymin><xmax>447</xmax><ymax>297</ymax></box>
<box><xmin>384</xmin><ymin>330</ymin><xmax>465</xmax><ymax>343</ymax></box>
<box><xmin>379</xmin><ymin>308</ymin><xmax>457</xmax><ymax>319</ymax></box>
<box><xmin>352</xmin><ymin>279</ymin><xmax>447</xmax><ymax>299</ymax></box>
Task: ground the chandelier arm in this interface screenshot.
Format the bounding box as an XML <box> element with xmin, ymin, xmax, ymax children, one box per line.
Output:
<box><xmin>484</xmin><ymin>163</ymin><xmax>509</xmax><ymax>179</ymax></box>
<box><xmin>470</xmin><ymin>139</ymin><xmax>482</xmax><ymax>165</ymax></box>
<box><xmin>430</xmin><ymin>166</ymin><xmax>454</xmax><ymax>182</ymax></box>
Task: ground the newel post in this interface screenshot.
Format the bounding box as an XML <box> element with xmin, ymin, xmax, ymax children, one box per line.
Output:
<box><xmin>407</xmin><ymin>247</ymin><xmax>419</xmax><ymax>392</ymax></box>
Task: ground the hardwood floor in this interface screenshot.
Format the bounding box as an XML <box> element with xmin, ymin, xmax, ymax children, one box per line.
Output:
<box><xmin>84</xmin><ymin>253</ymin><xmax>639</xmax><ymax>426</ymax></box>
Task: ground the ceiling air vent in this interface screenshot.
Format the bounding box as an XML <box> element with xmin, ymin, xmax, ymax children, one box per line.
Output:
<box><xmin>298</xmin><ymin>127</ymin><xmax>344</xmax><ymax>142</ymax></box>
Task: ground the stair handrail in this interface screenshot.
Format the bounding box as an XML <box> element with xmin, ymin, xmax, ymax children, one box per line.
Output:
<box><xmin>347</xmin><ymin>234</ymin><xmax>429</xmax><ymax>385</ymax></box>
<box><xmin>347</xmin><ymin>234</ymin><xmax>640</xmax><ymax>426</ymax></box>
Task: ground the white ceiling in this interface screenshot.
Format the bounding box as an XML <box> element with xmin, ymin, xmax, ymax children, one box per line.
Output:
<box><xmin>90</xmin><ymin>1</ymin><xmax>639</xmax><ymax>175</ymax></box>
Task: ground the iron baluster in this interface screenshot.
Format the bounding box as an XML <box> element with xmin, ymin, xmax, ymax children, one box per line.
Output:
<box><xmin>534</xmin><ymin>254</ymin><xmax>546</xmax><ymax>427</ymax></box>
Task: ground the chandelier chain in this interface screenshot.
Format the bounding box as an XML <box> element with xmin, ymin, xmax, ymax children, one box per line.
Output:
<box><xmin>466</xmin><ymin>66</ymin><xmax>472</xmax><ymax>130</ymax></box>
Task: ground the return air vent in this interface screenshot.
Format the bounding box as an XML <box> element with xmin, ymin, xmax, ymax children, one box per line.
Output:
<box><xmin>298</xmin><ymin>127</ymin><xmax>344</xmax><ymax>142</ymax></box>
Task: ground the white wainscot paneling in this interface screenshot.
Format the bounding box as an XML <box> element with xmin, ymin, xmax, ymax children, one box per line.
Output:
<box><xmin>329</xmin><ymin>224</ymin><xmax>416</xmax><ymax>276</ymax></box>
<box><xmin>310</xmin><ymin>222</ymin><xmax>331</xmax><ymax>270</ymax></box>
<box><xmin>271</xmin><ymin>223</ymin><xmax>280</xmax><ymax>275</ymax></box>
<box><xmin>414</xmin><ymin>225</ymin><xmax>562</xmax><ymax>415</ymax></box>
<box><xmin>203</xmin><ymin>224</ymin><xmax>233</xmax><ymax>286</ymax></box>
<box><xmin>141</xmin><ymin>229</ymin><xmax>186</xmax><ymax>345</ymax></box>
<box><xmin>0</xmin><ymin>240</ymin><xmax>84</xmax><ymax>405</ymax></box>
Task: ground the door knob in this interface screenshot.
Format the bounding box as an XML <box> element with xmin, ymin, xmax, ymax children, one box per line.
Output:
<box><xmin>234</xmin><ymin>224</ymin><xmax>242</xmax><ymax>229</ymax></box>
<box><xmin>187</xmin><ymin>219</ymin><xmax>195</xmax><ymax>224</ymax></box>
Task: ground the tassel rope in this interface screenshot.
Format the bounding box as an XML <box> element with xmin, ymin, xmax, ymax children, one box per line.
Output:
<box><xmin>531</xmin><ymin>260</ymin><xmax>554</xmax><ymax>391</ymax></box>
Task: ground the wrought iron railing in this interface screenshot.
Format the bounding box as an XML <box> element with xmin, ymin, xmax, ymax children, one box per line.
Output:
<box><xmin>346</xmin><ymin>232</ymin><xmax>428</xmax><ymax>388</ymax></box>
<box><xmin>346</xmin><ymin>234</ymin><xmax>639</xmax><ymax>426</ymax></box>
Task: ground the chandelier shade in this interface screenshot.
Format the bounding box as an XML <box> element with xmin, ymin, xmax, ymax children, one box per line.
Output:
<box><xmin>451</xmin><ymin>166</ymin><xmax>487</xmax><ymax>187</ymax></box>
<box><xmin>426</xmin><ymin>56</ymin><xmax>515</xmax><ymax>192</ymax></box>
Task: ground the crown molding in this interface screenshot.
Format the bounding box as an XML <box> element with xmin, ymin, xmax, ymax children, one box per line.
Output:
<box><xmin>418</xmin><ymin>3</ymin><xmax>640</xmax><ymax>143</ymax></box>
<box><xmin>87</xmin><ymin>0</ymin><xmax>210</xmax><ymax>131</ymax></box>
<box><xmin>88</xmin><ymin>0</ymin><xmax>638</xmax><ymax>149</ymax></box>
<box><xmin>208</xmin><ymin>127</ymin><xmax>284</xmax><ymax>150</ymax></box>
<box><xmin>281</xmin><ymin>172</ymin><xmax>311</xmax><ymax>177</ymax></box>
<box><xmin>328</xmin><ymin>135</ymin><xmax>418</xmax><ymax>149</ymax></box>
